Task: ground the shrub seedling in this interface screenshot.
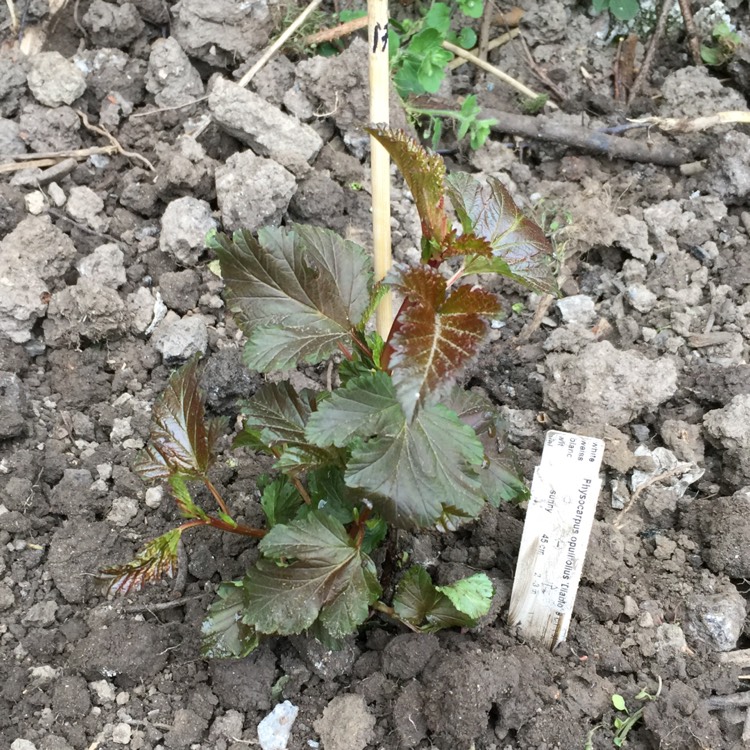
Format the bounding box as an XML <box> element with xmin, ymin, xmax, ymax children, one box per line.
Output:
<box><xmin>101</xmin><ymin>128</ymin><xmax>557</xmax><ymax>657</ymax></box>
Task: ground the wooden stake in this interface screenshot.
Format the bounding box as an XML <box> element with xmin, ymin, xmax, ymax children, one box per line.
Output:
<box><xmin>368</xmin><ymin>0</ymin><xmax>393</xmax><ymax>339</ymax></box>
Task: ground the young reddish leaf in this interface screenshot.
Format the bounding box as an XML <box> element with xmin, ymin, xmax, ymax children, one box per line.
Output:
<box><xmin>242</xmin><ymin>511</ymin><xmax>380</xmax><ymax>638</ymax></box>
<box><xmin>99</xmin><ymin>529</ymin><xmax>182</xmax><ymax>596</ymax></box>
<box><xmin>346</xmin><ymin>403</ymin><xmax>486</xmax><ymax>528</ymax></box>
<box><xmin>389</xmin><ymin>266</ymin><xmax>501</xmax><ymax>420</ymax></box>
<box><xmin>446</xmin><ymin>171</ymin><xmax>558</xmax><ymax>295</ymax></box>
<box><xmin>133</xmin><ymin>357</ymin><xmax>220</xmax><ymax>481</ymax></box>
<box><xmin>209</xmin><ymin>225</ymin><xmax>371</xmax><ymax>371</ymax></box>
<box><xmin>441</xmin><ymin>230</ymin><xmax>493</xmax><ymax>259</ymax></box>
<box><xmin>367</xmin><ymin>127</ymin><xmax>449</xmax><ymax>249</ymax></box>
<box><xmin>201</xmin><ymin>581</ymin><xmax>260</xmax><ymax>658</ymax></box>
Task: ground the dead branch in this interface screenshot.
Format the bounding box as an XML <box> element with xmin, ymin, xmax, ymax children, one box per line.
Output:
<box><xmin>630</xmin><ymin>110</ymin><xmax>750</xmax><ymax>133</ymax></box>
<box><xmin>677</xmin><ymin>0</ymin><xmax>703</xmax><ymax>66</ymax></box>
<box><xmin>0</xmin><ymin>147</ymin><xmax>116</xmax><ymax>174</ymax></box>
<box><xmin>447</xmin><ymin>29</ymin><xmax>519</xmax><ymax>70</ymax></box>
<box><xmin>628</xmin><ymin>0</ymin><xmax>673</xmax><ymax>106</ymax></box>
<box><xmin>303</xmin><ymin>14</ymin><xmax>367</xmax><ymax>46</ymax></box>
<box><xmin>484</xmin><ymin>111</ymin><xmax>691</xmax><ymax>166</ymax></box>
<box><xmin>517</xmin><ymin>33</ymin><xmax>565</xmax><ymax>101</ymax></box>
<box><xmin>76</xmin><ymin>110</ymin><xmax>155</xmax><ymax>170</ymax></box>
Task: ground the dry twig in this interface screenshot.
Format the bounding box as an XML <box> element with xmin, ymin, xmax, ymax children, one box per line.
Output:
<box><xmin>677</xmin><ymin>0</ymin><xmax>703</xmax><ymax>66</ymax></box>
<box><xmin>304</xmin><ymin>14</ymin><xmax>367</xmax><ymax>46</ymax></box>
<box><xmin>517</xmin><ymin>33</ymin><xmax>565</xmax><ymax>101</ymax></box>
<box><xmin>446</xmin><ymin>29</ymin><xmax>519</xmax><ymax>70</ymax></box>
<box><xmin>76</xmin><ymin>110</ymin><xmax>155</xmax><ymax>170</ymax></box>
<box><xmin>630</xmin><ymin>110</ymin><xmax>750</xmax><ymax>133</ymax></box>
<box><xmin>484</xmin><ymin>110</ymin><xmax>690</xmax><ymax>166</ymax></box>
<box><xmin>627</xmin><ymin>0</ymin><xmax>673</xmax><ymax>106</ymax></box>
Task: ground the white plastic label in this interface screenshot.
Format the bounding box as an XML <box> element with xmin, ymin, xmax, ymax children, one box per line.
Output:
<box><xmin>508</xmin><ymin>430</ymin><xmax>604</xmax><ymax>650</ymax></box>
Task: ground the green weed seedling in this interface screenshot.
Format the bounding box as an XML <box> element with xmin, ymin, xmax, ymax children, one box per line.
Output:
<box><xmin>101</xmin><ymin>129</ymin><xmax>557</xmax><ymax>657</ymax></box>
<box><xmin>701</xmin><ymin>21</ymin><xmax>742</xmax><ymax>66</ymax></box>
<box><xmin>610</xmin><ymin>678</ymin><xmax>662</xmax><ymax>747</ymax></box>
<box><xmin>591</xmin><ymin>0</ymin><xmax>640</xmax><ymax>23</ymax></box>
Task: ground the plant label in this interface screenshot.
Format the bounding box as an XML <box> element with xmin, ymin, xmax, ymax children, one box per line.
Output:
<box><xmin>508</xmin><ymin>430</ymin><xmax>604</xmax><ymax>649</ymax></box>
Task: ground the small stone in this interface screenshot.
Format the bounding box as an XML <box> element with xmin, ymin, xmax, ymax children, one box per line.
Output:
<box><xmin>623</xmin><ymin>596</ymin><xmax>639</xmax><ymax>619</ymax></box>
<box><xmin>146</xmin><ymin>37</ymin><xmax>204</xmax><ymax>108</ymax></box>
<box><xmin>67</xmin><ymin>186</ymin><xmax>107</xmax><ymax>231</ymax></box>
<box><xmin>110</xmin><ymin>417</ymin><xmax>133</xmax><ymax>443</ymax></box>
<box><xmin>685</xmin><ymin>589</ymin><xmax>746</xmax><ymax>652</ymax></box>
<box><xmin>107</xmin><ymin>497</ymin><xmax>139</xmax><ymax>527</ymax></box>
<box><xmin>313</xmin><ymin>695</ymin><xmax>375</xmax><ymax>750</ymax></box>
<box><xmin>90</xmin><ymin>679</ymin><xmax>117</xmax><ymax>703</ymax></box>
<box><xmin>626</xmin><ymin>283</ymin><xmax>657</xmax><ymax>313</ymax></box>
<box><xmin>209</xmin><ymin>709</ymin><xmax>244</xmax><ymax>741</ymax></box>
<box><xmin>0</xmin><ymin>580</ymin><xmax>15</xmax><ymax>610</ymax></box>
<box><xmin>27</xmin><ymin>51</ymin><xmax>86</xmax><ymax>107</ymax></box>
<box><xmin>30</xmin><ymin>666</ymin><xmax>59</xmax><ymax>684</ymax></box>
<box><xmin>112</xmin><ymin>723</ymin><xmax>132</xmax><ymax>745</ymax></box>
<box><xmin>83</xmin><ymin>0</ymin><xmax>144</xmax><ymax>47</ymax></box>
<box><xmin>116</xmin><ymin>691</ymin><xmax>130</xmax><ymax>705</ymax></box>
<box><xmin>77</xmin><ymin>244</ymin><xmax>127</xmax><ymax>289</ymax></box>
<box><xmin>216</xmin><ymin>150</ymin><xmax>296</xmax><ymax>233</ymax></box>
<box><xmin>159</xmin><ymin>196</ymin><xmax>215</xmax><ymax>266</ymax></box>
<box><xmin>0</xmin><ymin>372</ymin><xmax>28</xmax><ymax>439</ymax></box>
<box><xmin>25</xmin><ymin>191</ymin><xmax>48</xmax><ymax>215</ymax></box>
<box><xmin>22</xmin><ymin>600</ymin><xmax>58</xmax><ymax>627</ymax></box>
<box><xmin>257</xmin><ymin>701</ymin><xmax>298</xmax><ymax>750</ymax></box>
<box><xmin>556</xmin><ymin>294</ymin><xmax>596</xmax><ymax>325</ymax></box>
<box><xmin>47</xmin><ymin>182</ymin><xmax>66</xmax><ymax>207</ymax></box>
<box><xmin>164</xmin><ymin>708</ymin><xmax>208</xmax><ymax>748</ymax></box>
<box><xmin>209</xmin><ymin>77</ymin><xmax>322</xmax><ymax>175</ymax></box>
<box><xmin>144</xmin><ymin>486</ymin><xmax>163</xmax><ymax>509</ymax></box>
<box><xmin>152</xmin><ymin>313</ymin><xmax>209</xmax><ymax>364</ymax></box>
<box><xmin>11</xmin><ymin>740</ymin><xmax>38</xmax><ymax>750</ymax></box>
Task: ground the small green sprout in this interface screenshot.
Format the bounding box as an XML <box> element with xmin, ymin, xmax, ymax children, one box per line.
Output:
<box><xmin>610</xmin><ymin>677</ymin><xmax>662</xmax><ymax>747</ymax></box>
<box><xmin>701</xmin><ymin>22</ymin><xmax>742</xmax><ymax>66</ymax></box>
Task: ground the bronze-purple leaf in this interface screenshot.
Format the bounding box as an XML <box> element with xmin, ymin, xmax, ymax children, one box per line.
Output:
<box><xmin>99</xmin><ymin>529</ymin><xmax>182</xmax><ymax>596</ymax></box>
<box><xmin>389</xmin><ymin>266</ymin><xmax>501</xmax><ymax>420</ymax></box>
<box><xmin>367</xmin><ymin>126</ymin><xmax>450</xmax><ymax>249</ymax></box>
<box><xmin>445</xmin><ymin>172</ymin><xmax>558</xmax><ymax>295</ymax></box>
<box><xmin>134</xmin><ymin>357</ymin><xmax>220</xmax><ymax>481</ymax></box>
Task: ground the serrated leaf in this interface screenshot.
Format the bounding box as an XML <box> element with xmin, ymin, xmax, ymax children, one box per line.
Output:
<box><xmin>367</xmin><ymin>127</ymin><xmax>449</xmax><ymax>248</ymax></box>
<box><xmin>306</xmin><ymin>372</ymin><xmax>403</xmax><ymax>448</ymax></box>
<box><xmin>210</xmin><ymin>225</ymin><xmax>371</xmax><ymax>371</ymax></box>
<box><xmin>346</xmin><ymin>403</ymin><xmax>485</xmax><ymax>528</ymax></box>
<box><xmin>446</xmin><ymin>172</ymin><xmax>557</xmax><ymax>295</ymax></box>
<box><xmin>307</xmin><ymin>466</ymin><xmax>359</xmax><ymax>524</ymax></box>
<box><xmin>393</xmin><ymin>566</ymin><xmax>485</xmax><ymax>631</ymax></box>
<box><xmin>201</xmin><ymin>581</ymin><xmax>260</xmax><ymax>658</ymax></box>
<box><xmin>435</xmin><ymin>573</ymin><xmax>493</xmax><ymax>619</ymax></box>
<box><xmin>242</xmin><ymin>512</ymin><xmax>379</xmax><ymax>637</ymax></box>
<box><xmin>389</xmin><ymin>266</ymin><xmax>501</xmax><ymax>420</ymax></box>
<box><xmin>445</xmin><ymin>388</ymin><xmax>528</xmax><ymax>505</ymax></box>
<box><xmin>134</xmin><ymin>356</ymin><xmax>219</xmax><ymax>481</ymax></box>
<box><xmin>99</xmin><ymin>529</ymin><xmax>182</xmax><ymax>596</ymax></box>
<box><xmin>261</xmin><ymin>477</ymin><xmax>305</xmax><ymax>527</ymax></box>
<box><xmin>393</xmin><ymin>566</ymin><xmax>443</xmax><ymax>624</ymax></box>
<box><xmin>241</xmin><ymin>383</ymin><xmax>336</xmax><ymax>470</ymax></box>
<box><xmin>169</xmin><ymin>474</ymin><xmax>208</xmax><ymax>520</ymax></box>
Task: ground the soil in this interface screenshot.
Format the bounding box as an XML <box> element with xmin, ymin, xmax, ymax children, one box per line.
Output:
<box><xmin>1</xmin><ymin>1</ymin><xmax>750</xmax><ymax>749</ymax></box>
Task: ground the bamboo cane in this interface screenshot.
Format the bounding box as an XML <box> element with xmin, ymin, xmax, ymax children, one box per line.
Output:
<box><xmin>368</xmin><ymin>0</ymin><xmax>393</xmax><ymax>339</ymax></box>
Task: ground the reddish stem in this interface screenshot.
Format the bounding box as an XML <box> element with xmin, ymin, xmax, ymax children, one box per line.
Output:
<box><xmin>205</xmin><ymin>478</ymin><xmax>231</xmax><ymax>517</ymax></box>
<box><xmin>179</xmin><ymin>517</ymin><xmax>266</xmax><ymax>538</ymax></box>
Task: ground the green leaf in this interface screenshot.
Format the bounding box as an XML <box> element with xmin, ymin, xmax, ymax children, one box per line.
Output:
<box><xmin>346</xmin><ymin>403</ymin><xmax>486</xmax><ymax>528</ymax></box>
<box><xmin>424</xmin><ymin>2</ymin><xmax>451</xmax><ymax>33</ymax></box>
<box><xmin>169</xmin><ymin>475</ymin><xmax>208</xmax><ymax>520</ymax></box>
<box><xmin>457</xmin><ymin>27</ymin><xmax>477</xmax><ymax>48</ymax></box>
<box><xmin>435</xmin><ymin>573</ymin><xmax>493</xmax><ymax>619</ymax></box>
<box><xmin>445</xmin><ymin>172</ymin><xmax>558</xmax><ymax>295</ymax></box>
<box><xmin>201</xmin><ymin>581</ymin><xmax>260</xmax><ymax>658</ymax></box>
<box><xmin>367</xmin><ymin>127</ymin><xmax>449</xmax><ymax>248</ymax></box>
<box><xmin>609</xmin><ymin>0</ymin><xmax>639</xmax><ymax>21</ymax></box>
<box><xmin>242</xmin><ymin>512</ymin><xmax>380</xmax><ymax>638</ymax></box>
<box><xmin>612</xmin><ymin>694</ymin><xmax>628</xmax><ymax>712</ymax></box>
<box><xmin>393</xmin><ymin>566</ymin><xmax>443</xmax><ymax>624</ymax></box>
<box><xmin>209</xmin><ymin>225</ymin><xmax>371</xmax><ymax>371</ymax></box>
<box><xmin>307</xmin><ymin>466</ymin><xmax>359</xmax><ymax>524</ymax></box>
<box><xmin>458</xmin><ymin>0</ymin><xmax>483</xmax><ymax>19</ymax></box>
<box><xmin>134</xmin><ymin>356</ymin><xmax>221</xmax><ymax>481</ymax></box>
<box><xmin>261</xmin><ymin>477</ymin><xmax>305</xmax><ymax>527</ymax></box>
<box><xmin>592</xmin><ymin>0</ymin><xmax>609</xmax><ymax>12</ymax></box>
<box><xmin>393</xmin><ymin>566</ymin><xmax>485</xmax><ymax>631</ymax></box>
<box><xmin>388</xmin><ymin>266</ymin><xmax>501</xmax><ymax>420</ymax></box>
<box><xmin>306</xmin><ymin>372</ymin><xmax>403</xmax><ymax>448</ymax></box>
<box><xmin>99</xmin><ymin>529</ymin><xmax>182</xmax><ymax>596</ymax></box>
